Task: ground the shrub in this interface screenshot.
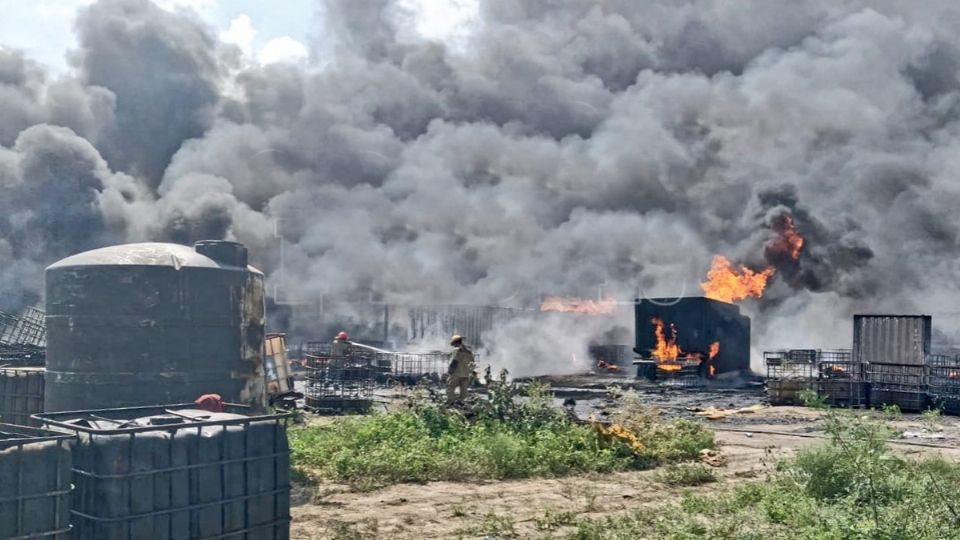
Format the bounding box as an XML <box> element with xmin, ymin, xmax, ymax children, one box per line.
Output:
<box><xmin>289</xmin><ymin>376</ymin><xmax>715</xmax><ymax>488</ymax></box>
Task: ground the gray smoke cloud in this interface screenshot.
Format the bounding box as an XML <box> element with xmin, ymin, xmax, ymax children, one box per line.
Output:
<box><xmin>4</xmin><ymin>0</ymin><xmax>960</xmax><ymax>371</ymax></box>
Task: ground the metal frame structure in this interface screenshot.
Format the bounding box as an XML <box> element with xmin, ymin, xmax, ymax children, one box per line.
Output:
<box><xmin>0</xmin><ymin>367</ymin><xmax>45</xmax><ymax>426</ymax></box>
<box><xmin>0</xmin><ymin>423</ymin><xmax>73</xmax><ymax>540</ymax></box>
<box><xmin>865</xmin><ymin>362</ymin><xmax>928</xmax><ymax>412</ymax></box>
<box><xmin>815</xmin><ymin>350</ymin><xmax>866</xmax><ymax>408</ymax></box>
<box><xmin>927</xmin><ymin>353</ymin><xmax>960</xmax><ymax>413</ymax></box>
<box><xmin>765</xmin><ymin>350</ymin><xmax>816</xmax><ymax>405</ymax></box>
<box><xmin>303</xmin><ymin>354</ymin><xmax>376</xmax><ymax>413</ymax></box>
<box><xmin>34</xmin><ymin>403</ymin><xmax>291</xmax><ymax>539</ymax></box>
<box><xmin>0</xmin><ymin>308</ymin><xmax>45</xmax><ymax>349</ymax></box>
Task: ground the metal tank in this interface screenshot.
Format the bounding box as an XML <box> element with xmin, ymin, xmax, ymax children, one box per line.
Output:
<box><xmin>44</xmin><ymin>241</ymin><xmax>266</xmax><ymax>412</ymax></box>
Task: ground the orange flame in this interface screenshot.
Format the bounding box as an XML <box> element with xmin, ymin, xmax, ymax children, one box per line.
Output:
<box><xmin>709</xmin><ymin>342</ymin><xmax>720</xmax><ymax>361</ymax></box>
<box><xmin>597</xmin><ymin>360</ymin><xmax>623</xmax><ymax>373</ymax></box>
<box><xmin>768</xmin><ymin>214</ymin><xmax>805</xmax><ymax>261</ymax></box>
<box><xmin>540</xmin><ymin>296</ymin><xmax>617</xmax><ymax>315</ymax></box>
<box><xmin>701</xmin><ymin>256</ymin><xmax>776</xmax><ymax>303</ymax></box>
<box><xmin>652</xmin><ymin>318</ymin><xmax>682</xmax><ymax>362</ymax></box>
<box><xmin>651</xmin><ymin>318</ymin><xmax>707</xmax><ymax>372</ymax></box>
<box><xmin>707</xmin><ymin>342</ymin><xmax>720</xmax><ymax>378</ymax></box>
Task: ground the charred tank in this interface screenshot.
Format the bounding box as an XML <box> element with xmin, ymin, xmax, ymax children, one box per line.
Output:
<box><xmin>44</xmin><ymin>241</ymin><xmax>266</xmax><ymax>412</ymax></box>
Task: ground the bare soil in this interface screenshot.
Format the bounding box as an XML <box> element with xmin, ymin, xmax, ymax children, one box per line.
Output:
<box><xmin>290</xmin><ymin>402</ymin><xmax>960</xmax><ymax>539</ymax></box>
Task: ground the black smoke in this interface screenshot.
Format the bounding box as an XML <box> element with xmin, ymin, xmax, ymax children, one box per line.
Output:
<box><xmin>5</xmin><ymin>0</ymin><xmax>960</xmax><ymax>368</ymax></box>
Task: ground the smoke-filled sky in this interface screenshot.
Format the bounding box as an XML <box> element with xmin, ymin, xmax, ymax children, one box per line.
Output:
<box><xmin>4</xmin><ymin>0</ymin><xmax>960</xmax><ymax>371</ymax></box>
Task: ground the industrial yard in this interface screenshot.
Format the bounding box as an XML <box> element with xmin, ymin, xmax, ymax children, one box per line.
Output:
<box><xmin>4</xmin><ymin>240</ymin><xmax>960</xmax><ymax>539</ymax></box>
<box><xmin>7</xmin><ymin>1</ymin><xmax>960</xmax><ymax>539</ymax></box>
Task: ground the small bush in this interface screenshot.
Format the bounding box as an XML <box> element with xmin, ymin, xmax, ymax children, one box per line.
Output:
<box><xmin>654</xmin><ymin>463</ymin><xmax>718</xmax><ymax>487</ymax></box>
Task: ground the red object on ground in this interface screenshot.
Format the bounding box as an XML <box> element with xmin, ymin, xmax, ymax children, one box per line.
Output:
<box><xmin>194</xmin><ymin>393</ymin><xmax>225</xmax><ymax>413</ymax></box>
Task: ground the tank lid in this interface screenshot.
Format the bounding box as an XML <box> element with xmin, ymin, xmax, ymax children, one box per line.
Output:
<box><xmin>194</xmin><ymin>240</ymin><xmax>248</xmax><ymax>268</ymax></box>
<box><xmin>46</xmin><ymin>242</ymin><xmax>260</xmax><ymax>273</ymax></box>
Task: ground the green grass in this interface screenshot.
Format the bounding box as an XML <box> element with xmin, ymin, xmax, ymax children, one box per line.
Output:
<box><xmin>289</xmin><ymin>377</ymin><xmax>715</xmax><ymax>489</ymax></box>
<box><xmin>564</xmin><ymin>407</ymin><xmax>960</xmax><ymax>540</ymax></box>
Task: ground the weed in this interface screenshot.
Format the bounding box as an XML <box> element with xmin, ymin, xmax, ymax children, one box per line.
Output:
<box><xmin>654</xmin><ymin>463</ymin><xmax>718</xmax><ymax>487</ymax></box>
<box><xmin>535</xmin><ymin>508</ymin><xmax>578</xmax><ymax>531</ymax></box>
<box><xmin>451</xmin><ymin>502</ymin><xmax>469</xmax><ymax>517</ymax></box>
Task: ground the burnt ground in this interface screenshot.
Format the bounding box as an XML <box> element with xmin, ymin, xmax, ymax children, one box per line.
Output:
<box><xmin>290</xmin><ymin>375</ymin><xmax>960</xmax><ymax>539</ymax></box>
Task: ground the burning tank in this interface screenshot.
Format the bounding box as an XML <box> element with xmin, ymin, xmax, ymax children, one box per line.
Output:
<box><xmin>44</xmin><ymin>241</ymin><xmax>266</xmax><ymax>412</ymax></box>
<box><xmin>633</xmin><ymin>297</ymin><xmax>751</xmax><ymax>379</ymax></box>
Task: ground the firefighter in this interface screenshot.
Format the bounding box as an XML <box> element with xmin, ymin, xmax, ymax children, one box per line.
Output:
<box><xmin>446</xmin><ymin>335</ymin><xmax>475</xmax><ymax>405</ymax></box>
<box><xmin>331</xmin><ymin>331</ymin><xmax>352</xmax><ymax>357</ymax></box>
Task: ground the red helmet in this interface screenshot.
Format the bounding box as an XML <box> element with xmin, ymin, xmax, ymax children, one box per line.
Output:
<box><xmin>336</xmin><ymin>331</ymin><xmax>349</xmax><ymax>340</ymax></box>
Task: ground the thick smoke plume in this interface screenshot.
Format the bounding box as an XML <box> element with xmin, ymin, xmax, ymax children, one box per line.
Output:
<box><xmin>4</xmin><ymin>0</ymin><xmax>960</xmax><ymax>372</ymax></box>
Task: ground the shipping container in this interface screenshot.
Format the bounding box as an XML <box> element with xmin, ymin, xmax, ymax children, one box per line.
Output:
<box><xmin>35</xmin><ymin>403</ymin><xmax>290</xmax><ymax>540</ymax></box>
<box><xmin>0</xmin><ymin>423</ymin><xmax>72</xmax><ymax>540</ymax></box>
<box><xmin>635</xmin><ymin>297</ymin><xmax>751</xmax><ymax>375</ymax></box>
<box><xmin>0</xmin><ymin>368</ymin><xmax>44</xmax><ymax>426</ymax></box>
<box><xmin>853</xmin><ymin>315</ymin><xmax>931</xmax><ymax>366</ymax></box>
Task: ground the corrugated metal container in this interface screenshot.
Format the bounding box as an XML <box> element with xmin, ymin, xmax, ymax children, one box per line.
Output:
<box><xmin>44</xmin><ymin>241</ymin><xmax>267</xmax><ymax>412</ymax></box>
<box><xmin>35</xmin><ymin>403</ymin><xmax>290</xmax><ymax>540</ymax></box>
<box><xmin>0</xmin><ymin>368</ymin><xmax>44</xmax><ymax>426</ymax></box>
<box><xmin>853</xmin><ymin>315</ymin><xmax>931</xmax><ymax>366</ymax></box>
<box><xmin>634</xmin><ymin>297</ymin><xmax>751</xmax><ymax>375</ymax></box>
<box><xmin>0</xmin><ymin>423</ymin><xmax>73</xmax><ymax>539</ymax></box>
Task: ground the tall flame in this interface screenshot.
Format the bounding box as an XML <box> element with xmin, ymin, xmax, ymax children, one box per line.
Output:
<box><xmin>651</xmin><ymin>318</ymin><xmax>682</xmax><ymax>362</ymax></box>
<box><xmin>540</xmin><ymin>296</ymin><xmax>617</xmax><ymax>315</ymax></box>
<box><xmin>707</xmin><ymin>341</ymin><xmax>719</xmax><ymax>378</ymax></box>
<box><xmin>700</xmin><ymin>256</ymin><xmax>776</xmax><ymax>303</ymax></box>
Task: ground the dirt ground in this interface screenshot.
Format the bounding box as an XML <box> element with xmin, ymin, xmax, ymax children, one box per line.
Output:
<box><xmin>289</xmin><ymin>400</ymin><xmax>960</xmax><ymax>539</ymax></box>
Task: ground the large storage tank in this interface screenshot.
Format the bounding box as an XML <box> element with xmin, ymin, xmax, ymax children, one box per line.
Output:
<box><xmin>44</xmin><ymin>241</ymin><xmax>266</xmax><ymax>412</ymax></box>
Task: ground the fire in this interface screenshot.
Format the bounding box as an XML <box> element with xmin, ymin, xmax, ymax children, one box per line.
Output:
<box><xmin>540</xmin><ymin>296</ymin><xmax>617</xmax><ymax>315</ymax></box>
<box><xmin>705</xmin><ymin>342</ymin><xmax>720</xmax><ymax>378</ymax></box>
<box><xmin>651</xmin><ymin>318</ymin><xmax>682</xmax><ymax>361</ymax></box>
<box><xmin>651</xmin><ymin>318</ymin><xmax>708</xmax><ymax>373</ymax></box>
<box><xmin>767</xmin><ymin>214</ymin><xmax>805</xmax><ymax>260</ymax></box>
<box><xmin>701</xmin><ymin>256</ymin><xmax>776</xmax><ymax>303</ymax></box>
<box><xmin>949</xmin><ymin>371</ymin><xmax>959</xmax><ymax>379</ymax></box>
<box><xmin>597</xmin><ymin>360</ymin><xmax>623</xmax><ymax>373</ymax></box>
